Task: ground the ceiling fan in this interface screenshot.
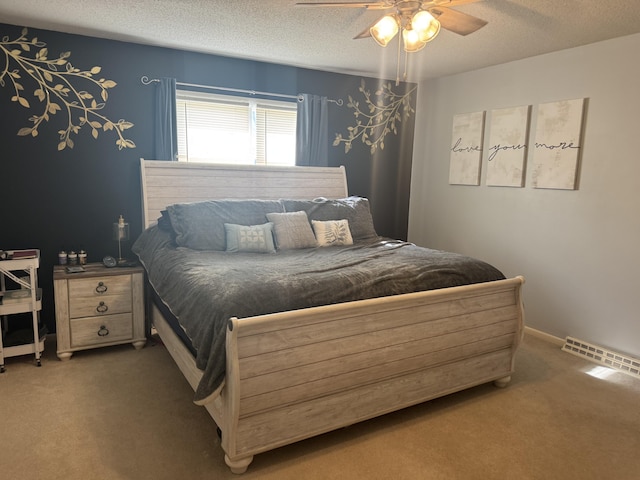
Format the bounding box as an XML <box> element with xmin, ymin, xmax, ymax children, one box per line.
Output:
<box><xmin>296</xmin><ymin>1</ymin><xmax>487</xmax><ymax>52</ymax></box>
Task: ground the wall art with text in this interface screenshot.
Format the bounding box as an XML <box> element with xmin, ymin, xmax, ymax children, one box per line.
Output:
<box><xmin>531</xmin><ymin>98</ymin><xmax>585</xmax><ymax>190</ymax></box>
<box><xmin>449</xmin><ymin>111</ymin><xmax>485</xmax><ymax>186</ymax></box>
<box><xmin>486</xmin><ymin>105</ymin><xmax>530</xmax><ymax>187</ymax></box>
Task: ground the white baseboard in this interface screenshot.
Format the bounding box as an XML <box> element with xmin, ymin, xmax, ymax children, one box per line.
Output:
<box><xmin>524</xmin><ymin>326</ymin><xmax>564</xmax><ymax>346</ymax></box>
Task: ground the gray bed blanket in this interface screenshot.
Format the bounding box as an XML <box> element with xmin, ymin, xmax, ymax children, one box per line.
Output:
<box><xmin>133</xmin><ymin>226</ymin><xmax>505</xmax><ymax>404</ymax></box>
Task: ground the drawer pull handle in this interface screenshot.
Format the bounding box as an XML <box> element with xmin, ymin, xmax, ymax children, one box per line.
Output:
<box><xmin>98</xmin><ymin>325</ymin><xmax>109</xmax><ymax>337</ymax></box>
<box><xmin>96</xmin><ymin>301</ymin><xmax>109</xmax><ymax>313</ymax></box>
<box><xmin>95</xmin><ymin>282</ymin><xmax>108</xmax><ymax>294</ymax></box>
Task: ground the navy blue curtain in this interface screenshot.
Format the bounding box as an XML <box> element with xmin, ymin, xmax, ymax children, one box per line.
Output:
<box><xmin>153</xmin><ymin>77</ymin><xmax>178</xmax><ymax>160</ymax></box>
<box><xmin>295</xmin><ymin>94</ymin><xmax>328</xmax><ymax>166</ymax></box>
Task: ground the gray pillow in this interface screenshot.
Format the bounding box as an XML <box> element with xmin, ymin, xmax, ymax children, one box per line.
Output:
<box><xmin>266</xmin><ymin>211</ymin><xmax>317</xmax><ymax>250</ymax></box>
<box><xmin>166</xmin><ymin>199</ymin><xmax>283</xmax><ymax>250</ymax></box>
<box><xmin>280</xmin><ymin>197</ymin><xmax>378</xmax><ymax>240</ymax></box>
<box><xmin>224</xmin><ymin>223</ymin><xmax>276</xmax><ymax>253</ymax></box>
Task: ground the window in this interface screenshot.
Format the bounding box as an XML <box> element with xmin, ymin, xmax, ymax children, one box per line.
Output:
<box><xmin>176</xmin><ymin>89</ymin><xmax>297</xmax><ymax>165</ymax></box>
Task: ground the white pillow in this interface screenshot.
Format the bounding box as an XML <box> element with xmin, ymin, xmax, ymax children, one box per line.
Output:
<box><xmin>311</xmin><ymin>219</ymin><xmax>353</xmax><ymax>247</ymax></box>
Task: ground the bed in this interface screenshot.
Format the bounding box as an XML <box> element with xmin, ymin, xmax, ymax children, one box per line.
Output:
<box><xmin>136</xmin><ymin>158</ymin><xmax>525</xmax><ymax>474</ymax></box>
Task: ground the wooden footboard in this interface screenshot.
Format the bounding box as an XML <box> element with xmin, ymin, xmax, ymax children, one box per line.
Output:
<box><xmin>218</xmin><ymin>276</ymin><xmax>525</xmax><ymax>473</ymax></box>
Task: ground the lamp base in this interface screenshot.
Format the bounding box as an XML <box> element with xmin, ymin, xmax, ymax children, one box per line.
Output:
<box><xmin>116</xmin><ymin>258</ymin><xmax>138</xmax><ymax>268</ymax></box>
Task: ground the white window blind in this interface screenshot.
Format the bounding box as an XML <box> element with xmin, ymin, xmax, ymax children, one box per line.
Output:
<box><xmin>176</xmin><ymin>90</ymin><xmax>297</xmax><ymax>165</ymax></box>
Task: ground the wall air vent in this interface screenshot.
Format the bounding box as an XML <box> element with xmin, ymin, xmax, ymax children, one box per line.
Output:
<box><xmin>563</xmin><ymin>336</ymin><xmax>640</xmax><ymax>379</ymax></box>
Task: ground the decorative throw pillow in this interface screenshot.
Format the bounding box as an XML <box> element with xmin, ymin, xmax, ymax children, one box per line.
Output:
<box><xmin>311</xmin><ymin>219</ymin><xmax>353</xmax><ymax>247</ymax></box>
<box><xmin>224</xmin><ymin>222</ymin><xmax>276</xmax><ymax>253</ymax></box>
<box><xmin>266</xmin><ymin>211</ymin><xmax>317</xmax><ymax>250</ymax></box>
<box><xmin>281</xmin><ymin>197</ymin><xmax>378</xmax><ymax>240</ymax></box>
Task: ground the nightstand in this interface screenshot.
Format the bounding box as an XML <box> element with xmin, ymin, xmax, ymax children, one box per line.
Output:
<box><xmin>53</xmin><ymin>263</ymin><xmax>146</xmax><ymax>360</ymax></box>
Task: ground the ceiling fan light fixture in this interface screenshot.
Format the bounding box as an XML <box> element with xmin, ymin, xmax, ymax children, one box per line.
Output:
<box><xmin>402</xmin><ymin>28</ymin><xmax>427</xmax><ymax>52</ymax></box>
<box><xmin>370</xmin><ymin>14</ymin><xmax>399</xmax><ymax>47</ymax></box>
<box><xmin>296</xmin><ymin>0</ymin><xmax>488</xmax><ymax>84</ymax></box>
<box><xmin>411</xmin><ymin>10</ymin><xmax>441</xmax><ymax>43</ymax></box>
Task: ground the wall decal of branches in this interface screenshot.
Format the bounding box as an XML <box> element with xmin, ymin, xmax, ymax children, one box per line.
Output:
<box><xmin>0</xmin><ymin>27</ymin><xmax>135</xmax><ymax>151</ymax></box>
<box><xmin>334</xmin><ymin>79</ymin><xmax>416</xmax><ymax>155</ymax></box>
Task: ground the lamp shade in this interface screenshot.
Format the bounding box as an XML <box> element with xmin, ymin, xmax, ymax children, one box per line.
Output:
<box><xmin>113</xmin><ymin>215</ymin><xmax>130</xmax><ymax>241</ymax></box>
<box><xmin>402</xmin><ymin>28</ymin><xmax>427</xmax><ymax>52</ymax></box>
<box><xmin>113</xmin><ymin>215</ymin><xmax>130</xmax><ymax>262</ymax></box>
<box><xmin>411</xmin><ymin>10</ymin><xmax>441</xmax><ymax>43</ymax></box>
<box><xmin>370</xmin><ymin>14</ymin><xmax>399</xmax><ymax>47</ymax></box>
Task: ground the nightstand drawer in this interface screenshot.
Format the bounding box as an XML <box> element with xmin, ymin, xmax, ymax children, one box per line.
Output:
<box><xmin>70</xmin><ymin>313</ymin><xmax>133</xmax><ymax>347</ymax></box>
<box><xmin>69</xmin><ymin>294</ymin><xmax>132</xmax><ymax>319</ymax></box>
<box><xmin>68</xmin><ymin>275</ymin><xmax>131</xmax><ymax>298</ymax></box>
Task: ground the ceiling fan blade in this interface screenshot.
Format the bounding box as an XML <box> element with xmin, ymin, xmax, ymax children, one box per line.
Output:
<box><xmin>429</xmin><ymin>6</ymin><xmax>487</xmax><ymax>35</ymax></box>
<box><xmin>296</xmin><ymin>2</ymin><xmax>390</xmax><ymax>8</ymax></box>
<box><xmin>429</xmin><ymin>0</ymin><xmax>483</xmax><ymax>7</ymax></box>
<box><xmin>353</xmin><ymin>21</ymin><xmax>376</xmax><ymax>39</ymax></box>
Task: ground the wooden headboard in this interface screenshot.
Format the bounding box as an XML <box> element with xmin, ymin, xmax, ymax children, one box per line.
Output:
<box><xmin>140</xmin><ymin>159</ymin><xmax>349</xmax><ymax>228</ymax></box>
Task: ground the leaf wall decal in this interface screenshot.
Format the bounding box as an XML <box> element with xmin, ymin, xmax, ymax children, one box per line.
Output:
<box><xmin>0</xmin><ymin>27</ymin><xmax>135</xmax><ymax>152</ymax></box>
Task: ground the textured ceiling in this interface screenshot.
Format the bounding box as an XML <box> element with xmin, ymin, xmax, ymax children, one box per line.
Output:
<box><xmin>1</xmin><ymin>0</ymin><xmax>640</xmax><ymax>82</ymax></box>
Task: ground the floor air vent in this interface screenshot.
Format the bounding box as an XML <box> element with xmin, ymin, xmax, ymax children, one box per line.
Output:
<box><xmin>563</xmin><ymin>337</ymin><xmax>640</xmax><ymax>379</ymax></box>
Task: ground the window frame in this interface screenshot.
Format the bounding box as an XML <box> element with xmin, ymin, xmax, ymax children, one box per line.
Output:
<box><xmin>175</xmin><ymin>89</ymin><xmax>298</xmax><ymax>166</ymax></box>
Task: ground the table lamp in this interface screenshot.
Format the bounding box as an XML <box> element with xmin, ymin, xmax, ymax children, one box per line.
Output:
<box><xmin>113</xmin><ymin>215</ymin><xmax>130</xmax><ymax>265</ymax></box>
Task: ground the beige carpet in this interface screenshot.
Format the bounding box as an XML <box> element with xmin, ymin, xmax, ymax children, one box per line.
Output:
<box><xmin>1</xmin><ymin>333</ymin><xmax>638</xmax><ymax>480</ymax></box>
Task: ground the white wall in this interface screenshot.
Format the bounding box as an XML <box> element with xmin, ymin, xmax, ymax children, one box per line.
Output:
<box><xmin>409</xmin><ymin>33</ymin><xmax>640</xmax><ymax>358</ymax></box>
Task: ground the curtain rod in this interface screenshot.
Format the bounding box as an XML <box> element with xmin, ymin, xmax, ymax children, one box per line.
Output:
<box><xmin>140</xmin><ymin>76</ymin><xmax>342</xmax><ymax>106</ymax></box>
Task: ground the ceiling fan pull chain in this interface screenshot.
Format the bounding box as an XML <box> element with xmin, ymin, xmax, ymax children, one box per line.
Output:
<box><xmin>396</xmin><ymin>33</ymin><xmax>401</xmax><ymax>86</ymax></box>
<box><xmin>403</xmin><ymin>48</ymin><xmax>409</xmax><ymax>83</ymax></box>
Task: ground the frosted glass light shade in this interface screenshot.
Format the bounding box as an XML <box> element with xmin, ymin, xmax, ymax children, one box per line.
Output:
<box><xmin>402</xmin><ymin>28</ymin><xmax>427</xmax><ymax>52</ymax></box>
<box><xmin>412</xmin><ymin>10</ymin><xmax>440</xmax><ymax>43</ymax></box>
<box><xmin>370</xmin><ymin>15</ymin><xmax>399</xmax><ymax>47</ymax></box>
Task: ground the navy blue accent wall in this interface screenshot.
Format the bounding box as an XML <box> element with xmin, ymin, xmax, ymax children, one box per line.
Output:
<box><xmin>0</xmin><ymin>23</ymin><xmax>416</xmax><ymax>333</ymax></box>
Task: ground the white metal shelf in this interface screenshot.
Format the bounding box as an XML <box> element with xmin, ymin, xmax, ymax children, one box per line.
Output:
<box><xmin>0</xmin><ymin>250</ymin><xmax>44</xmax><ymax>372</ymax></box>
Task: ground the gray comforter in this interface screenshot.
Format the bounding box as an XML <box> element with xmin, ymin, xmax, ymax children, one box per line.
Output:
<box><xmin>133</xmin><ymin>226</ymin><xmax>505</xmax><ymax>404</ymax></box>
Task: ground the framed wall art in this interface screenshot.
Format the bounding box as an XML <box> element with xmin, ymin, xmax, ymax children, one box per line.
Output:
<box><xmin>449</xmin><ymin>111</ymin><xmax>485</xmax><ymax>186</ymax></box>
<box><xmin>531</xmin><ymin>98</ymin><xmax>585</xmax><ymax>190</ymax></box>
<box><xmin>486</xmin><ymin>105</ymin><xmax>530</xmax><ymax>187</ymax></box>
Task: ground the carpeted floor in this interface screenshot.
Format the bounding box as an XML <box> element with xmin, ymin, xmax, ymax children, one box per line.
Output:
<box><xmin>1</xmin><ymin>333</ymin><xmax>638</xmax><ymax>480</ymax></box>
